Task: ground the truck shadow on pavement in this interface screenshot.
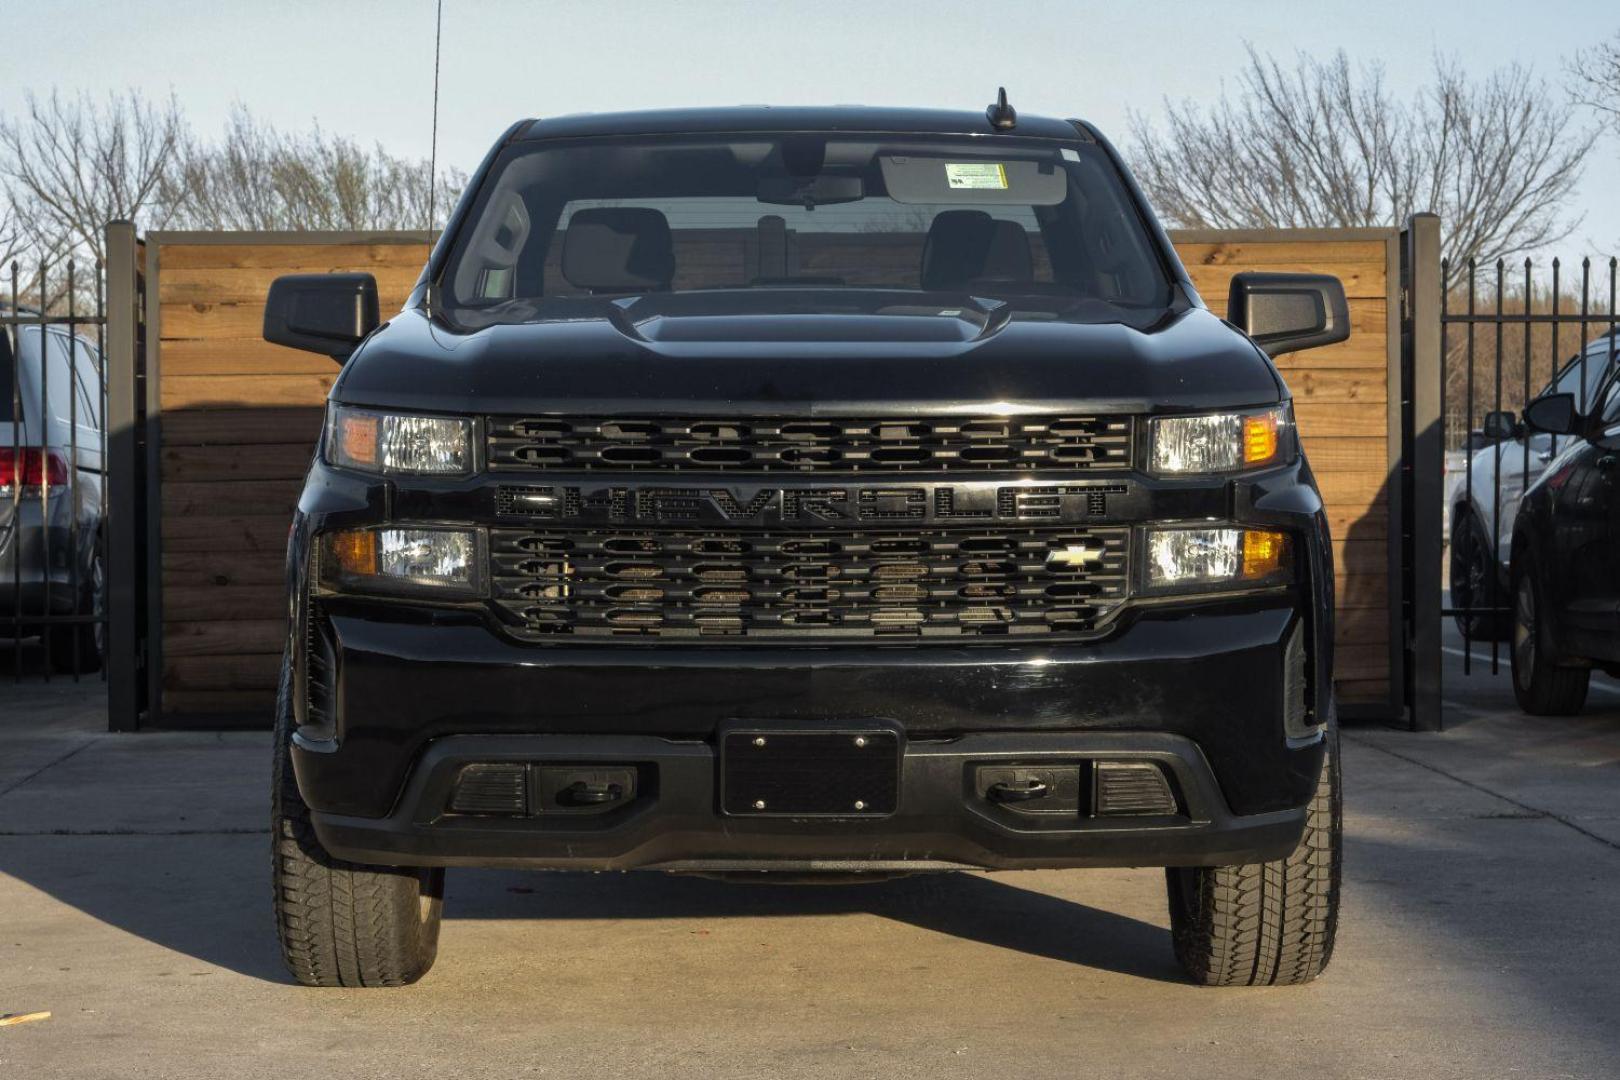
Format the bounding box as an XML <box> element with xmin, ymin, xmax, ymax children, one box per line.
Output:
<box><xmin>451</xmin><ymin>869</ymin><xmax>1185</xmax><ymax>982</ymax></box>
<box><xmin>0</xmin><ymin>831</ymin><xmax>1181</xmax><ymax>986</ymax></box>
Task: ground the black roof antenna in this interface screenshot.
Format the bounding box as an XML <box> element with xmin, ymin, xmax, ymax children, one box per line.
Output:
<box><xmin>986</xmin><ymin>87</ymin><xmax>1017</xmax><ymax>131</ymax></box>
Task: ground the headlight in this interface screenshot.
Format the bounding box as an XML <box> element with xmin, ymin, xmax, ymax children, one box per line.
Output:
<box><xmin>1150</xmin><ymin>405</ymin><xmax>1291</xmax><ymax>475</ymax></box>
<box><xmin>328</xmin><ymin>405</ymin><xmax>472</xmax><ymax>475</ymax></box>
<box><xmin>321</xmin><ymin>527</ymin><xmax>484</xmax><ymax>595</ymax></box>
<box><xmin>1144</xmin><ymin>527</ymin><xmax>1292</xmax><ymax>592</ymax></box>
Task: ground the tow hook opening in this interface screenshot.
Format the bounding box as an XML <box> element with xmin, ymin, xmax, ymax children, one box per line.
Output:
<box><xmin>446</xmin><ymin>763</ymin><xmax>640</xmax><ymax>817</ymax></box>
<box><xmin>973</xmin><ymin>760</ymin><xmax>1181</xmax><ymax>819</ymax></box>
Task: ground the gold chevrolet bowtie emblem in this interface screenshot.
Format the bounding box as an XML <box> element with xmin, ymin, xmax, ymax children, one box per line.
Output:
<box><xmin>1046</xmin><ymin>543</ymin><xmax>1102</xmax><ymax>569</ymax></box>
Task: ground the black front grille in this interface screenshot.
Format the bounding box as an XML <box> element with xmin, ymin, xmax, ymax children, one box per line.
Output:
<box><xmin>489</xmin><ymin>526</ymin><xmax>1130</xmax><ymax>642</ymax></box>
<box><xmin>487</xmin><ymin>415</ymin><xmax>1133</xmax><ymax>473</ymax></box>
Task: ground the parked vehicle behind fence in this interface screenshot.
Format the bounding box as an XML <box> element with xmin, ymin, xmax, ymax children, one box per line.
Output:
<box><xmin>1501</xmin><ymin>366</ymin><xmax>1620</xmax><ymax>714</ymax></box>
<box><xmin>262</xmin><ymin>101</ymin><xmax>1351</xmax><ymax>989</ymax></box>
<box><xmin>1450</xmin><ymin>330</ymin><xmax>1619</xmax><ymax>640</ymax></box>
<box><xmin>0</xmin><ymin>315</ymin><xmax>107</xmax><ymax>673</ymax></box>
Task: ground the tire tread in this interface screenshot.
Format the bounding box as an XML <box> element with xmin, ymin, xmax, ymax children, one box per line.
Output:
<box><xmin>270</xmin><ymin>657</ymin><xmax>442</xmax><ymax>987</ymax></box>
<box><xmin>1167</xmin><ymin>722</ymin><xmax>1341</xmax><ymax>987</ymax></box>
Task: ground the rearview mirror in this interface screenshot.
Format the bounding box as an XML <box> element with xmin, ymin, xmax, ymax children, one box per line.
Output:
<box><xmin>1481</xmin><ymin>410</ymin><xmax>1521</xmax><ymax>441</ymax></box>
<box><xmin>263</xmin><ymin>273</ymin><xmax>380</xmax><ymax>360</ymax></box>
<box><xmin>1523</xmin><ymin>392</ymin><xmax>1581</xmax><ymax>436</ymax></box>
<box><xmin>757</xmin><ymin>174</ymin><xmax>865</xmax><ymax>207</ymax></box>
<box><xmin>1227</xmin><ymin>272</ymin><xmax>1350</xmax><ymax>357</ymax></box>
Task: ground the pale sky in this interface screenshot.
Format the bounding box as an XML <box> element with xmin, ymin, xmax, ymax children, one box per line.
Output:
<box><xmin>5</xmin><ymin>0</ymin><xmax>1618</xmax><ymax>258</ymax></box>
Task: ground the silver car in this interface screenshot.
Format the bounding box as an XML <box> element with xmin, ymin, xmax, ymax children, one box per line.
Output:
<box><xmin>1</xmin><ymin>319</ymin><xmax>106</xmax><ymax>672</ymax></box>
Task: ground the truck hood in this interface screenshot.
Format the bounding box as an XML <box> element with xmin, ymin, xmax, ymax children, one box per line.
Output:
<box><xmin>333</xmin><ymin>296</ymin><xmax>1283</xmax><ymax>416</ymax></box>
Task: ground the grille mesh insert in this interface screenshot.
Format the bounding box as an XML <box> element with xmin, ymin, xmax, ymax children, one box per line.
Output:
<box><xmin>487</xmin><ymin>415</ymin><xmax>1132</xmax><ymax>473</ymax></box>
<box><xmin>489</xmin><ymin>526</ymin><xmax>1130</xmax><ymax>641</ymax></box>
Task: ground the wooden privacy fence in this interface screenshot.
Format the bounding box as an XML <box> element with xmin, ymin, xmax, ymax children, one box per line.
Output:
<box><xmin>132</xmin><ymin>226</ymin><xmax>1403</xmax><ymax>724</ymax></box>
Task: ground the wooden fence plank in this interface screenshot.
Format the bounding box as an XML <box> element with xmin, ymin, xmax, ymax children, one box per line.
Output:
<box><xmin>162</xmin><ymin>479</ymin><xmax>303</xmax><ymax>517</ymax></box>
<box><xmin>163</xmin><ymin>584</ymin><xmax>287</xmax><ymax>621</ymax></box>
<box><xmin>1302</xmin><ymin>437</ymin><xmax>1388</xmax><ymax>474</ymax></box>
<box><xmin>1285</xmin><ymin>368</ymin><xmax>1387</xmax><ymax>405</ymax></box>
<box><xmin>163</xmin><ymin>619</ymin><xmax>286</xmax><ymax>657</ymax></box>
<box><xmin>163</xmin><ymin>550</ymin><xmax>287</xmax><ymax>587</ymax></box>
<box><xmin>162</xmin><ymin>514</ymin><xmax>292</xmax><ymax>554</ymax></box>
<box><xmin>1292</xmin><ymin>403</ymin><xmax>1390</xmax><ymax>437</ymax></box>
<box><xmin>161</xmin><ymin>373</ymin><xmax>336</xmax><ymax>410</ymax></box>
<box><xmin>1336</xmin><ymin>573</ymin><xmax>1390</xmax><ymax>610</ymax></box>
<box><xmin>162</xmin><ymin>653</ymin><xmax>283</xmax><ymax>691</ymax></box>
<box><xmin>162</xmin><ymin>407</ymin><xmax>325</xmax><ymax>446</ymax></box>
<box><xmin>1334</xmin><ymin>606</ymin><xmax>1390</xmax><ymax>645</ymax></box>
<box><xmin>1336</xmin><ymin>678</ymin><xmax>1390</xmax><ymax>703</ymax></box>
<box><xmin>163</xmin><ymin>689</ymin><xmax>278</xmax><ymax>714</ymax></box>
<box><xmin>162</xmin><ymin>443</ymin><xmax>315</xmax><ymax>483</ymax></box>
<box><xmin>161</xmin><ymin>338</ymin><xmax>354</xmax><ymax>376</ymax></box>
<box><xmin>159</xmin><ymin>267</ymin><xmax>422</xmax><ymax>305</ymax></box>
<box><xmin>1331</xmin><ymin>643</ymin><xmax>1390</xmax><ymax>680</ymax></box>
<box><xmin>158</xmin><ymin>242</ymin><xmax>431</xmax><ymax>271</ymax></box>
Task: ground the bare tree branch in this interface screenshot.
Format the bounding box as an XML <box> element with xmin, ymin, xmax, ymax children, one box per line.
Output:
<box><xmin>167</xmin><ymin>105</ymin><xmax>466</xmax><ymax>231</ymax></box>
<box><xmin>0</xmin><ymin>89</ymin><xmax>185</xmax><ymax>269</ymax></box>
<box><xmin>1129</xmin><ymin>48</ymin><xmax>1596</xmax><ymax>275</ymax></box>
<box><xmin>1569</xmin><ymin>28</ymin><xmax>1620</xmax><ymax>129</ymax></box>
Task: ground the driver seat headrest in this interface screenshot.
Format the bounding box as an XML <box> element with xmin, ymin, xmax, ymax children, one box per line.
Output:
<box><xmin>920</xmin><ymin>210</ymin><xmax>1033</xmax><ymax>291</ymax></box>
<box><xmin>561</xmin><ymin>207</ymin><xmax>675</xmax><ymax>293</ymax></box>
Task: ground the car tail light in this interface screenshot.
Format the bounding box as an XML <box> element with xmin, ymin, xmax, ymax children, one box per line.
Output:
<box><xmin>0</xmin><ymin>447</ymin><xmax>70</xmax><ymax>491</ymax></box>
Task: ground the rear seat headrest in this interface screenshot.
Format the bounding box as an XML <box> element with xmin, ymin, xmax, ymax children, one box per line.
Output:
<box><xmin>561</xmin><ymin>207</ymin><xmax>675</xmax><ymax>292</ymax></box>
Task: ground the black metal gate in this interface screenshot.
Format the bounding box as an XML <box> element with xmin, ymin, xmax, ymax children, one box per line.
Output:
<box><xmin>1439</xmin><ymin>253</ymin><xmax>1619</xmax><ymax>674</ymax></box>
<box><xmin>2</xmin><ymin>250</ymin><xmax>109</xmax><ymax>683</ymax></box>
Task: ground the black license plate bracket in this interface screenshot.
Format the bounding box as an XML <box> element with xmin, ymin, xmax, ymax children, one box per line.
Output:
<box><xmin>720</xmin><ymin>725</ymin><xmax>901</xmax><ymax>817</ymax></box>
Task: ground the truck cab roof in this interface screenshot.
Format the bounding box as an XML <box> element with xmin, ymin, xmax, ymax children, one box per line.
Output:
<box><xmin>518</xmin><ymin>105</ymin><xmax>1093</xmax><ymax>143</ymax></box>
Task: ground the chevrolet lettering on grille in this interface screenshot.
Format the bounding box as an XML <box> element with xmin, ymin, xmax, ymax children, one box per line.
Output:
<box><xmin>496</xmin><ymin>482</ymin><xmax>1132</xmax><ymax>528</ymax></box>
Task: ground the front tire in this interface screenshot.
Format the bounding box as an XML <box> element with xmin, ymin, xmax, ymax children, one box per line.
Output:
<box><xmin>1510</xmin><ymin>552</ymin><xmax>1589</xmax><ymax>716</ymax></box>
<box><xmin>1450</xmin><ymin>511</ymin><xmax>1510</xmax><ymax>641</ymax></box>
<box><xmin>271</xmin><ymin>657</ymin><xmax>444</xmax><ymax>987</ymax></box>
<box><xmin>1166</xmin><ymin>721</ymin><xmax>1341</xmax><ymax>987</ymax></box>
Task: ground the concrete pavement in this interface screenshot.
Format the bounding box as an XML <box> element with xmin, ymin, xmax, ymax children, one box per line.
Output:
<box><xmin>2</xmin><ymin>639</ymin><xmax>1618</xmax><ymax>1080</ymax></box>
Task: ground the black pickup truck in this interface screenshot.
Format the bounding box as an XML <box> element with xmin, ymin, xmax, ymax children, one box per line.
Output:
<box><xmin>264</xmin><ymin>100</ymin><xmax>1348</xmax><ymax>988</ymax></box>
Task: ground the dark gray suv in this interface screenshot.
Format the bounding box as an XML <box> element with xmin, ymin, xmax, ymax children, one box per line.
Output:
<box><xmin>1</xmin><ymin>316</ymin><xmax>106</xmax><ymax>672</ymax></box>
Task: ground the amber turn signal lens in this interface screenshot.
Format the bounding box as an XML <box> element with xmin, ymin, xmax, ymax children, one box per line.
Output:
<box><xmin>327</xmin><ymin>530</ymin><xmax>378</xmax><ymax>576</ymax></box>
<box><xmin>336</xmin><ymin>411</ymin><xmax>381</xmax><ymax>469</ymax></box>
<box><xmin>1241</xmin><ymin>529</ymin><xmax>1290</xmax><ymax>580</ymax></box>
<box><xmin>1242</xmin><ymin>412</ymin><xmax>1280</xmax><ymax>465</ymax></box>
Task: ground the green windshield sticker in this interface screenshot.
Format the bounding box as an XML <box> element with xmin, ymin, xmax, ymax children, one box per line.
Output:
<box><xmin>945</xmin><ymin>163</ymin><xmax>1008</xmax><ymax>190</ymax></box>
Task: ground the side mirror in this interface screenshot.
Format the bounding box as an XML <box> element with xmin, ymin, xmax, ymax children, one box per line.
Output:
<box><xmin>1481</xmin><ymin>410</ymin><xmax>1521</xmax><ymax>441</ymax></box>
<box><xmin>1523</xmin><ymin>392</ymin><xmax>1581</xmax><ymax>436</ymax></box>
<box><xmin>1227</xmin><ymin>272</ymin><xmax>1351</xmax><ymax>357</ymax></box>
<box><xmin>263</xmin><ymin>273</ymin><xmax>379</xmax><ymax>360</ymax></box>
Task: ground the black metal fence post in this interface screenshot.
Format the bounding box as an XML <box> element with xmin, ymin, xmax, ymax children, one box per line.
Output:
<box><xmin>1404</xmin><ymin>213</ymin><xmax>1444</xmax><ymax>731</ymax></box>
<box><xmin>105</xmin><ymin>220</ymin><xmax>146</xmax><ymax>731</ymax></box>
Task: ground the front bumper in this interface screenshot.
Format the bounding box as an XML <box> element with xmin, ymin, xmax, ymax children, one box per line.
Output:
<box><xmin>311</xmin><ymin>730</ymin><xmax>1308</xmax><ymax>871</ymax></box>
<box><xmin>288</xmin><ymin>447</ymin><xmax>1335</xmax><ymax>873</ymax></box>
<box><xmin>294</xmin><ymin>596</ymin><xmax>1323</xmax><ymax>871</ymax></box>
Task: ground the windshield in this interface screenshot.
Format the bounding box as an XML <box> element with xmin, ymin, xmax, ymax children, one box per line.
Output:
<box><xmin>438</xmin><ymin>133</ymin><xmax>1174</xmax><ymax>328</ymax></box>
